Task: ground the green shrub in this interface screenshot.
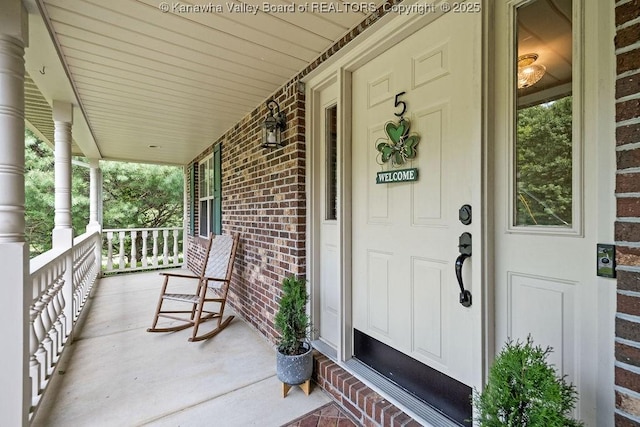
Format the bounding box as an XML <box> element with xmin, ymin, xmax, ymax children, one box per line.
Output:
<box><xmin>473</xmin><ymin>336</ymin><xmax>583</xmax><ymax>427</ymax></box>
<box><xmin>274</xmin><ymin>275</ymin><xmax>310</xmax><ymax>355</ymax></box>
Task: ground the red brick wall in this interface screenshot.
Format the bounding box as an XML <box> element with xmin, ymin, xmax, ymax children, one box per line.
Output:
<box><xmin>186</xmin><ymin>78</ymin><xmax>306</xmax><ymax>341</ymax></box>
<box><xmin>314</xmin><ymin>354</ymin><xmax>421</xmax><ymax>427</ymax></box>
<box><xmin>615</xmin><ymin>1</ymin><xmax>640</xmax><ymax>425</ymax></box>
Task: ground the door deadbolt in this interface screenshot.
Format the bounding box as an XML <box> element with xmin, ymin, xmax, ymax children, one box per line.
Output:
<box><xmin>459</xmin><ymin>204</ymin><xmax>472</xmax><ymax>225</ymax></box>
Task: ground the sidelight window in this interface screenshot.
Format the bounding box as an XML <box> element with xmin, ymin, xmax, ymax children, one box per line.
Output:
<box><xmin>513</xmin><ymin>0</ymin><xmax>575</xmax><ymax>229</ymax></box>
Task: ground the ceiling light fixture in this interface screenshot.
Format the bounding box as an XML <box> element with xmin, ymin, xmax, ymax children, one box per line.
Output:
<box><xmin>517</xmin><ymin>53</ymin><xmax>546</xmax><ymax>89</ymax></box>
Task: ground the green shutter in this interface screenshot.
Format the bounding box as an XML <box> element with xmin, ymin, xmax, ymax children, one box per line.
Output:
<box><xmin>189</xmin><ymin>164</ymin><xmax>195</xmax><ymax>236</ymax></box>
<box><xmin>213</xmin><ymin>144</ymin><xmax>222</xmax><ymax>234</ymax></box>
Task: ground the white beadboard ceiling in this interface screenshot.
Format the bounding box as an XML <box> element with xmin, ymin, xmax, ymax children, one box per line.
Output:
<box><xmin>23</xmin><ymin>0</ymin><xmax>572</xmax><ymax>165</ymax></box>
<box><xmin>24</xmin><ymin>0</ymin><xmax>385</xmax><ymax>165</ymax></box>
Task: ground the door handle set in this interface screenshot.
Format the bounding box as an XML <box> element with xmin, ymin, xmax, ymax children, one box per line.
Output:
<box><xmin>456</xmin><ymin>225</ymin><xmax>472</xmax><ymax>308</ymax></box>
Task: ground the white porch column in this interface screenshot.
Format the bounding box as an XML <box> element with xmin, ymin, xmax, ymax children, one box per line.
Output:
<box><xmin>87</xmin><ymin>158</ymin><xmax>103</xmax><ymax>278</ymax></box>
<box><xmin>183</xmin><ymin>164</ymin><xmax>189</xmax><ymax>267</ymax></box>
<box><xmin>0</xmin><ymin>1</ymin><xmax>29</xmax><ymax>425</ymax></box>
<box><xmin>87</xmin><ymin>158</ymin><xmax>102</xmax><ymax>233</ymax></box>
<box><xmin>52</xmin><ymin>101</ymin><xmax>74</xmax><ymax>248</ymax></box>
<box><xmin>52</xmin><ymin>101</ymin><xmax>75</xmax><ymax>343</ymax></box>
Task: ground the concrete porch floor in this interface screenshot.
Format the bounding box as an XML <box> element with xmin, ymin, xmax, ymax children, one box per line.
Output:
<box><xmin>31</xmin><ymin>270</ymin><xmax>331</xmax><ymax>427</ymax></box>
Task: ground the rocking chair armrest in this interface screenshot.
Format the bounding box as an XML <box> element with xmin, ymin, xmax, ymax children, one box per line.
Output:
<box><xmin>204</xmin><ymin>277</ymin><xmax>230</xmax><ymax>283</ymax></box>
<box><xmin>159</xmin><ymin>272</ymin><xmax>199</xmax><ymax>280</ymax></box>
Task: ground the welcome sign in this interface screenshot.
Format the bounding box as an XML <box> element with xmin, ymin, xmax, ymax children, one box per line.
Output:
<box><xmin>376</xmin><ymin>168</ymin><xmax>418</xmax><ymax>184</ymax></box>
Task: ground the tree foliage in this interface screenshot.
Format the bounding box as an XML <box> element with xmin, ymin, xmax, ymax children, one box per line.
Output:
<box><xmin>24</xmin><ymin>129</ymin><xmax>183</xmax><ymax>257</ymax></box>
<box><xmin>101</xmin><ymin>161</ymin><xmax>183</xmax><ymax>230</ymax></box>
<box><xmin>25</xmin><ymin>129</ymin><xmax>89</xmax><ymax>255</ymax></box>
<box><xmin>516</xmin><ymin>96</ymin><xmax>573</xmax><ymax>226</ymax></box>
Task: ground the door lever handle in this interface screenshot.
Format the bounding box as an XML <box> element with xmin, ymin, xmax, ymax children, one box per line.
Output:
<box><xmin>455</xmin><ymin>253</ymin><xmax>472</xmax><ymax>307</ymax></box>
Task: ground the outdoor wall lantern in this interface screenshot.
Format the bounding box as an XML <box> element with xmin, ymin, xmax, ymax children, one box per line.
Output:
<box><xmin>262</xmin><ymin>99</ymin><xmax>286</xmax><ymax>149</ymax></box>
<box><xmin>517</xmin><ymin>53</ymin><xmax>546</xmax><ymax>89</ymax></box>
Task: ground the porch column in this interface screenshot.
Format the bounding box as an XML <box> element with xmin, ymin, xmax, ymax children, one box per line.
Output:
<box><xmin>87</xmin><ymin>159</ymin><xmax>102</xmax><ymax>233</ymax></box>
<box><xmin>0</xmin><ymin>1</ymin><xmax>29</xmax><ymax>425</ymax></box>
<box><xmin>52</xmin><ymin>101</ymin><xmax>74</xmax><ymax>248</ymax></box>
<box><xmin>52</xmin><ymin>101</ymin><xmax>75</xmax><ymax>343</ymax></box>
<box><xmin>87</xmin><ymin>159</ymin><xmax>103</xmax><ymax>278</ymax></box>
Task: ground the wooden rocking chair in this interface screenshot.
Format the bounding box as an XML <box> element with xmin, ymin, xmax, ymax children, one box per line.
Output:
<box><xmin>147</xmin><ymin>233</ymin><xmax>239</xmax><ymax>342</ymax></box>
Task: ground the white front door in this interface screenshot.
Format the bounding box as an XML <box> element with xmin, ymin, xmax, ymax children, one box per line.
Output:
<box><xmin>492</xmin><ymin>1</ymin><xmax>615</xmax><ymax>424</ymax></box>
<box><xmin>351</xmin><ymin>10</ymin><xmax>483</xmax><ymax>421</ymax></box>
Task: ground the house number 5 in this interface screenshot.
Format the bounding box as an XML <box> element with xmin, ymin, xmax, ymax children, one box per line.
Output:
<box><xmin>394</xmin><ymin>91</ymin><xmax>407</xmax><ymax>117</ymax></box>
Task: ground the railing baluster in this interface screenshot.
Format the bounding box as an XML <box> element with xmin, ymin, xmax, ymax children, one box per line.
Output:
<box><xmin>57</xmin><ymin>276</ymin><xmax>67</xmax><ymax>342</ymax></box>
<box><xmin>141</xmin><ymin>230</ymin><xmax>148</xmax><ymax>268</ymax></box>
<box><xmin>33</xmin><ymin>299</ymin><xmax>48</xmax><ymax>389</ymax></box>
<box><xmin>29</xmin><ymin>307</ymin><xmax>41</xmax><ymax>408</ymax></box>
<box><xmin>39</xmin><ymin>293</ymin><xmax>55</xmax><ymax>377</ymax></box>
<box><xmin>46</xmin><ymin>284</ymin><xmax>60</xmax><ymax>363</ymax></box>
<box><xmin>106</xmin><ymin>231</ymin><xmax>113</xmax><ymax>271</ymax></box>
<box><xmin>52</xmin><ymin>278</ymin><xmax>65</xmax><ymax>354</ymax></box>
<box><xmin>118</xmin><ymin>231</ymin><xmax>125</xmax><ymax>270</ymax></box>
<box><xmin>173</xmin><ymin>229</ymin><xmax>179</xmax><ymax>264</ymax></box>
<box><xmin>163</xmin><ymin>229</ymin><xmax>169</xmax><ymax>265</ymax></box>
<box><xmin>152</xmin><ymin>230</ymin><xmax>159</xmax><ymax>267</ymax></box>
<box><xmin>131</xmin><ymin>230</ymin><xmax>137</xmax><ymax>269</ymax></box>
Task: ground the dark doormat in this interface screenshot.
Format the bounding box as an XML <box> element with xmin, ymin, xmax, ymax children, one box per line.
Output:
<box><xmin>281</xmin><ymin>402</ymin><xmax>360</xmax><ymax>427</ymax></box>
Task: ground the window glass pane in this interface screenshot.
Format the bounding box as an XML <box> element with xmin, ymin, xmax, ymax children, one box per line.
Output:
<box><xmin>199</xmin><ymin>163</ymin><xmax>206</xmax><ymax>199</ymax></box>
<box><xmin>514</xmin><ymin>0</ymin><xmax>573</xmax><ymax>227</ymax></box>
<box><xmin>325</xmin><ymin>105</ymin><xmax>338</xmax><ymax>221</ymax></box>
<box><xmin>208</xmin><ymin>200</ymin><xmax>215</xmax><ymax>235</ymax></box>
<box><xmin>208</xmin><ymin>156</ymin><xmax>214</xmax><ymax>198</ymax></box>
<box><xmin>199</xmin><ymin>200</ymin><xmax>208</xmax><ymax>236</ymax></box>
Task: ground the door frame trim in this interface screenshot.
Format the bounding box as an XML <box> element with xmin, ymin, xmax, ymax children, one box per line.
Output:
<box><xmin>306</xmin><ymin>73</ymin><xmax>345</xmax><ymax>353</ymax></box>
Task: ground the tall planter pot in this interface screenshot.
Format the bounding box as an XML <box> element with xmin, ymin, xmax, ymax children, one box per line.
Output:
<box><xmin>276</xmin><ymin>342</ymin><xmax>313</xmax><ymax>385</ymax></box>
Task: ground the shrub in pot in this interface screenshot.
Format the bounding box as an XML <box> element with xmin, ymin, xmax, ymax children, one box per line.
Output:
<box><xmin>274</xmin><ymin>275</ymin><xmax>313</xmax><ymax>387</ymax></box>
<box><xmin>473</xmin><ymin>336</ymin><xmax>583</xmax><ymax>427</ymax></box>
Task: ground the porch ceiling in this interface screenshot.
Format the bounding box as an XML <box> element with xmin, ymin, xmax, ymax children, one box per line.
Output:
<box><xmin>24</xmin><ymin>0</ymin><xmax>384</xmax><ymax>165</ymax></box>
<box><xmin>25</xmin><ymin>73</ymin><xmax>82</xmax><ymax>154</ymax></box>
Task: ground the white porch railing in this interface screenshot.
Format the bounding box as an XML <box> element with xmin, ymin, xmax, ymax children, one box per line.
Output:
<box><xmin>102</xmin><ymin>227</ymin><xmax>183</xmax><ymax>274</ymax></box>
<box><xmin>29</xmin><ymin>230</ymin><xmax>101</xmax><ymax>419</ymax></box>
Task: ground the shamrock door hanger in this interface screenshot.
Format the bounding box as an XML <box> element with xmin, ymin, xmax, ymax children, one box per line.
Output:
<box><xmin>375</xmin><ymin>91</ymin><xmax>420</xmax><ymax>167</ymax></box>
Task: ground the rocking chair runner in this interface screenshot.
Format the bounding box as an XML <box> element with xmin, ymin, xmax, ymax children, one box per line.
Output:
<box><xmin>147</xmin><ymin>233</ymin><xmax>239</xmax><ymax>342</ymax></box>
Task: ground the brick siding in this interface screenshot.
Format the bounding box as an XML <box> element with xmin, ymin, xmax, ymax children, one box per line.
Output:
<box><xmin>313</xmin><ymin>353</ymin><xmax>422</xmax><ymax>427</ymax></box>
<box><xmin>615</xmin><ymin>1</ymin><xmax>640</xmax><ymax>425</ymax></box>
<box><xmin>186</xmin><ymin>77</ymin><xmax>306</xmax><ymax>341</ymax></box>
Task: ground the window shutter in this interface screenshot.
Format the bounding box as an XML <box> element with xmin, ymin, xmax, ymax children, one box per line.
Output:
<box><xmin>213</xmin><ymin>143</ymin><xmax>222</xmax><ymax>235</ymax></box>
<box><xmin>189</xmin><ymin>164</ymin><xmax>195</xmax><ymax>236</ymax></box>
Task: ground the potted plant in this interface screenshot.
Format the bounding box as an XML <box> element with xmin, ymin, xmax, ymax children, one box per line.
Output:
<box><xmin>274</xmin><ymin>275</ymin><xmax>313</xmax><ymax>390</ymax></box>
<box><xmin>473</xmin><ymin>336</ymin><xmax>583</xmax><ymax>426</ymax></box>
